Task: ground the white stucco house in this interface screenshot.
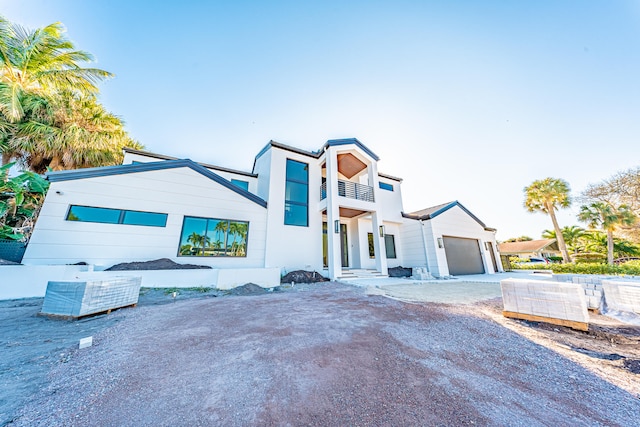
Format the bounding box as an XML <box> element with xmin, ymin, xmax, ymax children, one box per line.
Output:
<box><xmin>22</xmin><ymin>138</ymin><xmax>502</xmax><ymax>280</ymax></box>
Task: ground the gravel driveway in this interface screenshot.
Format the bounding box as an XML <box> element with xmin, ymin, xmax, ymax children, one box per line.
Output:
<box><xmin>7</xmin><ymin>283</ymin><xmax>640</xmax><ymax>426</ymax></box>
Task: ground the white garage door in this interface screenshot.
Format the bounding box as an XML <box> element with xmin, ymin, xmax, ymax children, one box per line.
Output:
<box><xmin>443</xmin><ymin>236</ymin><xmax>485</xmax><ymax>275</ymax></box>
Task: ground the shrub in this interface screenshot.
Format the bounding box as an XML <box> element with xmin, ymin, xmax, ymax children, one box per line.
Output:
<box><xmin>550</xmin><ymin>262</ymin><xmax>640</xmax><ymax>275</ymax></box>
<box><xmin>572</xmin><ymin>253</ymin><xmax>606</xmax><ymax>264</ymax></box>
<box><xmin>547</xmin><ymin>256</ymin><xmax>563</xmax><ymax>263</ymax></box>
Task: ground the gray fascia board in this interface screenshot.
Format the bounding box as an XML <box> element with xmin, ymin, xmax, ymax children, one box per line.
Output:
<box><xmin>378</xmin><ymin>172</ymin><xmax>403</xmax><ymax>182</ymax></box>
<box><xmin>47</xmin><ymin>160</ymin><xmax>268</xmax><ymax>208</ymax></box>
<box><xmin>324</xmin><ymin>138</ymin><xmax>380</xmax><ymax>161</ymax></box>
<box><xmin>123</xmin><ymin>147</ymin><xmax>257</xmax><ymax>178</ymax></box>
<box><xmin>402</xmin><ymin>201</ymin><xmax>491</xmax><ymax>230</ymax></box>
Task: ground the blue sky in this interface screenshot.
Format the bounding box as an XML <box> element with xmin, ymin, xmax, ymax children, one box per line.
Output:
<box><xmin>3</xmin><ymin>0</ymin><xmax>640</xmax><ymax>240</ymax></box>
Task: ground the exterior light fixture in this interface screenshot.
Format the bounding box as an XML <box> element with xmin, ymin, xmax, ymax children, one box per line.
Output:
<box><xmin>334</xmin><ymin>220</ymin><xmax>340</xmax><ymax>234</ymax></box>
<box><xmin>379</xmin><ymin>225</ymin><xmax>385</xmax><ymax>237</ymax></box>
<box><xmin>437</xmin><ymin>237</ymin><xmax>444</xmax><ymax>248</ymax></box>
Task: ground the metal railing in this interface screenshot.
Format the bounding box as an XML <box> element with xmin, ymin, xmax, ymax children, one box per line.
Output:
<box><xmin>320</xmin><ymin>180</ymin><xmax>375</xmax><ymax>202</ymax></box>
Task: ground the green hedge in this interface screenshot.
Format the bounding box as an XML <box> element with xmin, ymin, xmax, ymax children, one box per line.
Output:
<box><xmin>512</xmin><ymin>262</ymin><xmax>640</xmax><ymax>275</ymax></box>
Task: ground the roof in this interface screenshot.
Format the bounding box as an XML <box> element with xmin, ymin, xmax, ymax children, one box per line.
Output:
<box><xmin>402</xmin><ymin>200</ymin><xmax>496</xmax><ymax>232</ymax></box>
<box><xmin>123</xmin><ymin>147</ymin><xmax>257</xmax><ymax>178</ymax></box>
<box><xmin>46</xmin><ymin>159</ymin><xmax>268</xmax><ymax>208</ymax></box>
<box><xmin>498</xmin><ymin>239</ymin><xmax>559</xmax><ymax>254</ymax></box>
<box><xmin>253</xmin><ymin>138</ymin><xmax>398</xmax><ymax>180</ymax></box>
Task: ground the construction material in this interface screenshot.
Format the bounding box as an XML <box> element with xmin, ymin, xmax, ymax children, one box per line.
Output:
<box><xmin>602</xmin><ymin>280</ymin><xmax>640</xmax><ymax>314</ymax></box>
<box><xmin>501</xmin><ymin>279</ymin><xmax>589</xmax><ymax>331</ymax></box>
<box><xmin>79</xmin><ymin>337</ymin><xmax>93</xmax><ymax>349</ymax></box>
<box><xmin>41</xmin><ymin>277</ymin><xmax>141</xmax><ymax>319</ymax></box>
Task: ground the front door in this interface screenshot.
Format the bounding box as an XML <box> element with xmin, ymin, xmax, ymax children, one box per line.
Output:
<box><xmin>340</xmin><ymin>223</ymin><xmax>349</xmax><ymax>267</ymax></box>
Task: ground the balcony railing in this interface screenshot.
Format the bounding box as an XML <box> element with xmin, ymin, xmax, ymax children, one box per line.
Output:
<box><xmin>320</xmin><ymin>180</ymin><xmax>375</xmax><ymax>202</ymax></box>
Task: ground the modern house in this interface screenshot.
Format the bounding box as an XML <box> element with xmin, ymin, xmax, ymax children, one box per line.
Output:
<box><xmin>498</xmin><ymin>239</ymin><xmax>560</xmax><ymax>260</ymax></box>
<box><xmin>22</xmin><ymin>138</ymin><xmax>502</xmax><ymax>280</ymax></box>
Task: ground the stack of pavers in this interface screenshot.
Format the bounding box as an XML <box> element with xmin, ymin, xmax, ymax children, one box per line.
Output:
<box><xmin>500</xmin><ymin>279</ymin><xmax>589</xmax><ymax>331</ymax></box>
<box><xmin>41</xmin><ymin>276</ymin><xmax>142</xmax><ymax>319</ymax></box>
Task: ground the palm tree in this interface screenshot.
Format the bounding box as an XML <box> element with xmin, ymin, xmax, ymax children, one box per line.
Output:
<box><xmin>0</xmin><ymin>16</ymin><xmax>139</xmax><ymax>171</ymax></box>
<box><xmin>0</xmin><ymin>17</ymin><xmax>111</xmax><ymax>124</ymax></box>
<box><xmin>8</xmin><ymin>91</ymin><xmax>140</xmax><ymax>172</ymax></box>
<box><xmin>524</xmin><ymin>178</ymin><xmax>572</xmax><ymax>263</ymax></box>
<box><xmin>582</xmin><ymin>231</ymin><xmax>639</xmax><ymax>259</ymax></box>
<box><xmin>542</xmin><ymin>225</ymin><xmax>586</xmax><ymax>255</ymax></box>
<box><xmin>578</xmin><ymin>202</ymin><xmax>637</xmax><ymax>265</ymax></box>
<box><xmin>187</xmin><ymin>232</ymin><xmax>209</xmax><ymax>256</ymax></box>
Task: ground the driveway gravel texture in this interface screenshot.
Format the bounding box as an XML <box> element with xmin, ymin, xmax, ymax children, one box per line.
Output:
<box><xmin>3</xmin><ymin>282</ymin><xmax>640</xmax><ymax>426</ymax></box>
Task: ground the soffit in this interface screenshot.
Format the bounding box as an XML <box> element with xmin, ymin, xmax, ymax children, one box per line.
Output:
<box><xmin>337</xmin><ymin>153</ymin><xmax>367</xmax><ymax>179</ymax></box>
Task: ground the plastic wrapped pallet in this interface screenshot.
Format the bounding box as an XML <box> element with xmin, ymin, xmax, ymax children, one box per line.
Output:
<box><xmin>501</xmin><ymin>279</ymin><xmax>589</xmax><ymax>331</ymax></box>
<box><xmin>602</xmin><ymin>280</ymin><xmax>640</xmax><ymax>314</ymax></box>
<box><xmin>41</xmin><ymin>276</ymin><xmax>142</xmax><ymax>318</ymax></box>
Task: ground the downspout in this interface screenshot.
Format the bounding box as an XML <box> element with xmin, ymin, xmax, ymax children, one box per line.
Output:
<box><xmin>419</xmin><ymin>219</ymin><xmax>430</xmax><ymax>274</ymax></box>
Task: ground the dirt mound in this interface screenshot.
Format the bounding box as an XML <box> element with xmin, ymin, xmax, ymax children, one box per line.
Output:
<box><xmin>105</xmin><ymin>258</ymin><xmax>212</xmax><ymax>271</ymax></box>
<box><xmin>226</xmin><ymin>283</ymin><xmax>269</xmax><ymax>296</ymax></box>
<box><xmin>388</xmin><ymin>266</ymin><xmax>412</xmax><ymax>277</ymax></box>
<box><xmin>281</xmin><ymin>270</ymin><xmax>329</xmax><ymax>284</ymax></box>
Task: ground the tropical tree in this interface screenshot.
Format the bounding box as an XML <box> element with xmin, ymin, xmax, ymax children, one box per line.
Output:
<box><xmin>542</xmin><ymin>225</ymin><xmax>586</xmax><ymax>255</ymax></box>
<box><xmin>524</xmin><ymin>178</ymin><xmax>572</xmax><ymax>263</ymax></box>
<box><xmin>187</xmin><ymin>232</ymin><xmax>209</xmax><ymax>256</ymax></box>
<box><xmin>0</xmin><ymin>17</ymin><xmax>111</xmax><ymax>123</ymax></box>
<box><xmin>503</xmin><ymin>236</ymin><xmax>533</xmax><ymax>243</ymax></box>
<box><xmin>0</xmin><ymin>16</ymin><xmax>140</xmax><ymax>170</ymax></box>
<box><xmin>578</xmin><ymin>202</ymin><xmax>637</xmax><ymax>265</ymax></box>
<box><xmin>582</xmin><ymin>231</ymin><xmax>639</xmax><ymax>259</ymax></box>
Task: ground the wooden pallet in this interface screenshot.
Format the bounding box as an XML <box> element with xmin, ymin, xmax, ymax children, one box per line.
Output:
<box><xmin>502</xmin><ymin>310</ymin><xmax>589</xmax><ymax>332</ymax></box>
<box><xmin>39</xmin><ymin>303</ymin><xmax>137</xmax><ymax>321</ymax></box>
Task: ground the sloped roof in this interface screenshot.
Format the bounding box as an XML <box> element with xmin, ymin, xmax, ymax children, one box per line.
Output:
<box><xmin>402</xmin><ymin>200</ymin><xmax>496</xmax><ymax>232</ymax></box>
<box><xmin>123</xmin><ymin>147</ymin><xmax>257</xmax><ymax>178</ymax></box>
<box><xmin>46</xmin><ymin>159</ymin><xmax>268</xmax><ymax>208</ymax></box>
<box><xmin>498</xmin><ymin>239</ymin><xmax>558</xmax><ymax>254</ymax></box>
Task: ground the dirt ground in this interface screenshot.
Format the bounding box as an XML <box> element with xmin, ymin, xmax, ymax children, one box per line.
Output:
<box><xmin>2</xmin><ymin>283</ymin><xmax>640</xmax><ymax>426</ymax></box>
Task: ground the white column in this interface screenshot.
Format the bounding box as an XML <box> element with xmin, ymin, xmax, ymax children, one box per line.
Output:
<box><xmin>325</xmin><ymin>149</ymin><xmax>342</xmax><ymax>280</ymax></box>
<box><xmin>371</xmin><ymin>211</ymin><xmax>388</xmax><ymax>275</ymax></box>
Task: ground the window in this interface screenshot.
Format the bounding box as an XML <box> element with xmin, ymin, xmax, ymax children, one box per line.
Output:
<box><xmin>379</xmin><ymin>181</ymin><xmax>394</xmax><ymax>191</ymax></box>
<box><xmin>66</xmin><ymin>205</ymin><xmax>167</xmax><ymax>227</ymax></box>
<box><xmin>385</xmin><ymin>234</ymin><xmax>397</xmax><ymax>259</ymax></box>
<box><xmin>368</xmin><ymin>233</ymin><xmax>375</xmax><ymax>258</ymax></box>
<box><xmin>178</xmin><ymin>216</ymin><xmax>248</xmax><ymax>257</ymax></box>
<box><xmin>284</xmin><ymin>159</ymin><xmax>308</xmax><ymax>226</ymax></box>
<box><xmin>231</xmin><ymin>179</ymin><xmax>249</xmax><ymax>191</ymax></box>
<box><xmin>368</xmin><ymin>233</ymin><xmax>397</xmax><ymax>258</ymax></box>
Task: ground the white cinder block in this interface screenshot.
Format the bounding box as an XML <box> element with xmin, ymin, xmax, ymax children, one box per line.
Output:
<box><xmin>79</xmin><ymin>336</ymin><xmax>93</xmax><ymax>349</ymax></box>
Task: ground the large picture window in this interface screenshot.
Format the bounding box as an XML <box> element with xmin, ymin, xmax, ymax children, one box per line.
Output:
<box><xmin>66</xmin><ymin>205</ymin><xmax>167</xmax><ymax>227</ymax></box>
<box><xmin>284</xmin><ymin>159</ymin><xmax>308</xmax><ymax>226</ymax></box>
<box><xmin>178</xmin><ymin>216</ymin><xmax>248</xmax><ymax>257</ymax></box>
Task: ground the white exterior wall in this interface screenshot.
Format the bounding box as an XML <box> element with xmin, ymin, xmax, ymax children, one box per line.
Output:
<box><xmin>377</xmin><ymin>178</ymin><xmax>404</xmax><ymax>222</ymax></box>
<box><xmin>258</xmin><ymin>148</ymin><xmax>324</xmax><ymax>274</ymax></box>
<box><xmin>123</xmin><ymin>152</ymin><xmax>259</xmax><ymax>194</ymax></box>
<box><xmin>428</xmin><ymin>205</ymin><xmax>502</xmax><ymax>275</ymax></box>
<box><xmin>23</xmin><ymin>167</ymin><xmax>268</xmax><ymax>268</ymax></box>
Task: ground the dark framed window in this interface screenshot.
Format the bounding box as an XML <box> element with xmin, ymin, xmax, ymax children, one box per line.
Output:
<box><xmin>284</xmin><ymin>159</ymin><xmax>308</xmax><ymax>226</ymax></box>
<box><xmin>66</xmin><ymin>205</ymin><xmax>167</xmax><ymax>227</ymax></box>
<box><xmin>231</xmin><ymin>179</ymin><xmax>249</xmax><ymax>191</ymax></box>
<box><xmin>385</xmin><ymin>234</ymin><xmax>397</xmax><ymax>259</ymax></box>
<box><xmin>178</xmin><ymin>216</ymin><xmax>249</xmax><ymax>257</ymax></box>
<box><xmin>379</xmin><ymin>182</ymin><xmax>394</xmax><ymax>191</ymax></box>
<box><xmin>368</xmin><ymin>233</ymin><xmax>375</xmax><ymax>258</ymax></box>
<box><xmin>367</xmin><ymin>233</ymin><xmax>397</xmax><ymax>258</ymax></box>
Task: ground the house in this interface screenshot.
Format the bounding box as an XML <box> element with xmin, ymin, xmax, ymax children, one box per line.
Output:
<box><xmin>22</xmin><ymin>138</ymin><xmax>502</xmax><ymax>280</ymax></box>
<box><xmin>498</xmin><ymin>239</ymin><xmax>560</xmax><ymax>260</ymax></box>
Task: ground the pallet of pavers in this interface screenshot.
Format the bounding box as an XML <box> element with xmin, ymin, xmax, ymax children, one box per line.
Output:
<box><xmin>41</xmin><ymin>276</ymin><xmax>142</xmax><ymax>319</ymax></box>
<box><xmin>602</xmin><ymin>280</ymin><xmax>640</xmax><ymax>315</ymax></box>
<box><xmin>500</xmin><ymin>279</ymin><xmax>589</xmax><ymax>331</ymax></box>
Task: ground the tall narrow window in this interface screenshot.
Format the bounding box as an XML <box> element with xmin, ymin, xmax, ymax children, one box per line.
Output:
<box><xmin>384</xmin><ymin>234</ymin><xmax>397</xmax><ymax>259</ymax></box>
<box><xmin>284</xmin><ymin>159</ymin><xmax>308</xmax><ymax>226</ymax></box>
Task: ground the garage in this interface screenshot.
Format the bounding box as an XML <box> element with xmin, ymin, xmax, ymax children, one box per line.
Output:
<box><xmin>443</xmin><ymin>236</ymin><xmax>485</xmax><ymax>275</ymax></box>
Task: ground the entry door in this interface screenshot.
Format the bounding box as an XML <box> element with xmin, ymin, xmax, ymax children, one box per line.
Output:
<box><xmin>340</xmin><ymin>224</ymin><xmax>349</xmax><ymax>267</ymax></box>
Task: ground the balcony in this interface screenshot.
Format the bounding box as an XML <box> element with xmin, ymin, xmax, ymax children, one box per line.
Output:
<box><xmin>320</xmin><ymin>180</ymin><xmax>375</xmax><ymax>202</ymax></box>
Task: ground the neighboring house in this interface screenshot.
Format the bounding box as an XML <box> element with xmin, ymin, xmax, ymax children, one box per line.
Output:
<box><xmin>23</xmin><ymin>138</ymin><xmax>502</xmax><ymax>279</ymax></box>
<box><xmin>498</xmin><ymin>239</ymin><xmax>560</xmax><ymax>260</ymax></box>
